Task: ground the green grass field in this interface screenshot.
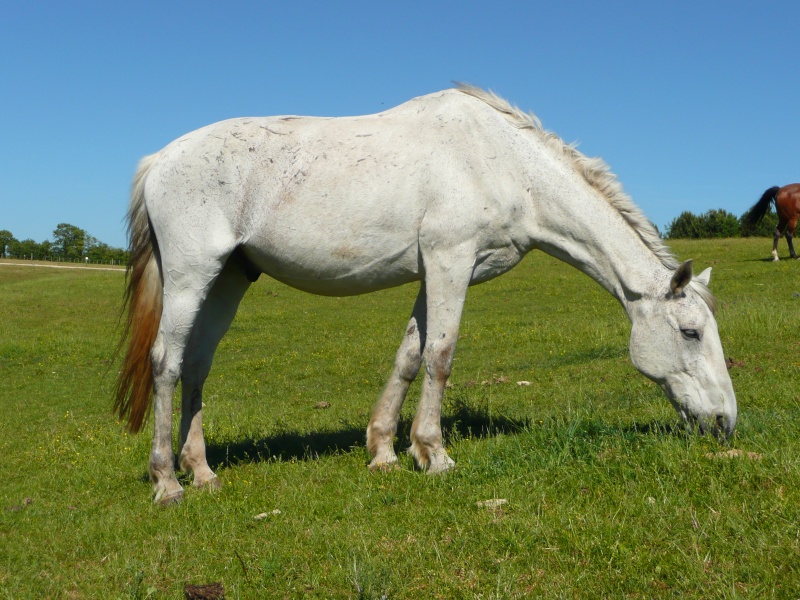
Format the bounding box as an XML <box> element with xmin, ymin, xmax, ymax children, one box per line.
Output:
<box><xmin>1</xmin><ymin>237</ymin><xmax>799</xmax><ymax>599</ymax></box>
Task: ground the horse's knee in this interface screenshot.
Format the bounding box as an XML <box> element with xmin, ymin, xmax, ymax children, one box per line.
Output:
<box><xmin>424</xmin><ymin>340</ymin><xmax>456</xmax><ymax>382</ymax></box>
<box><xmin>394</xmin><ymin>323</ymin><xmax>423</xmax><ymax>380</ymax></box>
<box><xmin>397</xmin><ymin>347</ymin><xmax>422</xmax><ymax>381</ymax></box>
<box><xmin>151</xmin><ymin>336</ymin><xmax>181</xmax><ymax>385</ymax></box>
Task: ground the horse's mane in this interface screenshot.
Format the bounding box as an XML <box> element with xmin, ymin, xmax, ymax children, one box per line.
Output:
<box><xmin>455</xmin><ymin>84</ymin><xmax>678</xmax><ymax>270</ymax></box>
<box><xmin>455</xmin><ymin>84</ymin><xmax>715</xmax><ymax>311</ymax></box>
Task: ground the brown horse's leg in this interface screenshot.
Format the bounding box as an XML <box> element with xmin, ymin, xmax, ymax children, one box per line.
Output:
<box><xmin>772</xmin><ymin>213</ymin><xmax>788</xmax><ymax>262</ymax></box>
<box><xmin>772</xmin><ymin>228</ymin><xmax>781</xmax><ymax>261</ymax></box>
<box><xmin>784</xmin><ymin>215</ymin><xmax>799</xmax><ymax>259</ymax></box>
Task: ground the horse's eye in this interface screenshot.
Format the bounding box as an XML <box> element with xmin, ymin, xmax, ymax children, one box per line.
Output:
<box><xmin>681</xmin><ymin>328</ymin><xmax>700</xmax><ymax>340</ymax></box>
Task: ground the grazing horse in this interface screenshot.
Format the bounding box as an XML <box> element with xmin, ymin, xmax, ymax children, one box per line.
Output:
<box><xmin>115</xmin><ymin>85</ymin><xmax>738</xmax><ymax>504</ymax></box>
<box><xmin>743</xmin><ymin>184</ymin><xmax>800</xmax><ymax>261</ymax></box>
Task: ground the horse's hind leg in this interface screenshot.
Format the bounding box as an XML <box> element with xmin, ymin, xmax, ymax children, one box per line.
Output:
<box><xmin>149</xmin><ymin>252</ymin><xmax>233</xmax><ymax>505</ymax></box>
<box><xmin>149</xmin><ymin>291</ymin><xmax>205</xmax><ymax>505</ymax></box>
<box><xmin>179</xmin><ymin>253</ymin><xmax>252</xmax><ymax>489</ymax></box>
<box><xmin>773</xmin><ymin>215</ymin><xmax>789</xmax><ymax>261</ymax></box>
<box><xmin>367</xmin><ymin>285</ymin><xmax>426</xmax><ymax>470</ymax></box>
<box><xmin>772</xmin><ymin>227</ymin><xmax>782</xmax><ymax>261</ymax></box>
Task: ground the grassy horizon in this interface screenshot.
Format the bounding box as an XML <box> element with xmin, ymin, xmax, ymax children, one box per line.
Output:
<box><xmin>1</xmin><ymin>237</ymin><xmax>799</xmax><ymax>598</ymax></box>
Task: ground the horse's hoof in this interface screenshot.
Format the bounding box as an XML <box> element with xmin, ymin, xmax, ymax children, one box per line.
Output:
<box><xmin>426</xmin><ymin>463</ymin><xmax>455</xmax><ymax>475</ymax></box>
<box><xmin>426</xmin><ymin>456</ymin><xmax>456</xmax><ymax>475</ymax></box>
<box><xmin>194</xmin><ymin>476</ymin><xmax>222</xmax><ymax>491</ymax></box>
<box><xmin>157</xmin><ymin>492</ymin><xmax>183</xmax><ymax>507</ymax></box>
<box><xmin>368</xmin><ymin>460</ymin><xmax>400</xmax><ymax>473</ymax></box>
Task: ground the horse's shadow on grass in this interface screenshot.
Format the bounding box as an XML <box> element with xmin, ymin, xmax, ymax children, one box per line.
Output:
<box><xmin>742</xmin><ymin>255</ymin><xmax>798</xmax><ymax>263</ymax></box>
<box><xmin>204</xmin><ymin>401</ymin><xmax>683</xmax><ymax>471</ymax></box>
<box><xmin>205</xmin><ymin>402</ymin><xmax>530</xmax><ymax>471</ymax></box>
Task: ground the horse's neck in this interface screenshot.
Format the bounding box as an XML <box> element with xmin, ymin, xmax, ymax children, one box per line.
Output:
<box><xmin>530</xmin><ymin>182</ymin><xmax>667</xmax><ymax>313</ymax></box>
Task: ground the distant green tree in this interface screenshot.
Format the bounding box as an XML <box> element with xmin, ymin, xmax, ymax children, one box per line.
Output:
<box><xmin>39</xmin><ymin>240</ymin><xmax>53</xmax><ymax>258</ymax></box>
<box><xmin>1</xmin><ymin>223</ymin><xmax>127</xmax><ymax>263</ymax></box>
<box><xmin>84</xmin><ymin>239</ymin><xmax>129</xmax><ymax>264</ymax></box>
<box><xmin>665</xmin><ymin>211</ymin><xmax>702</xmax><ymax>239</ymax></box>
<box><xmin>700</xmin><ymin>209</ymin><xmax>741</xmax><ymax>238</ymax></box>
<box><xmin>108</xmin><ymin>246</ymin><xmax>129</xmax><ymax>264</ymax></box>
<box><xmin>52</xmin><ymin>223</ymin><xmax>86</xmax><ymax>259</ymax></box>
<box><xmin>0</xmin><ymin>230</ymin><xmax>16</xmax><ymax>258</ymax></box>
<box><xmin>9</xmin><ymin>238</ymin><xmax>40</xmax><ymax>259</ymax></box>
<box><xmin>84</xmin><ymin>234</ymin><xmax>99</xmax><ymax>255</ymax></box>
<box><xmin>665</xmin><ymin>209</ymin><xmax>740</xmax><ymax>239</ymax></box>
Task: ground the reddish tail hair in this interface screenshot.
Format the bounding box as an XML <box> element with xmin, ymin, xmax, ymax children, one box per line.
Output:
<box><xmin>114</xmin><ymin>154</ymin><xmax>163</xmax><ymax>433</ymax></box>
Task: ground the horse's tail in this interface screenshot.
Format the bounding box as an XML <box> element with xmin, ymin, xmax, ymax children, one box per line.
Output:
<box><xmin>743</xmin><ymin>186</ymin><xmax>780</xmax><ymax>227</ymax></box>
<box><xmin>114</xmin><ymin>153</ymin><xmax>163</xmax><ymax>433</ymax></box>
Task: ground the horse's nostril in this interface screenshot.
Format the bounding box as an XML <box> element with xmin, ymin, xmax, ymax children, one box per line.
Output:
<box><xmin>712</xmin><ymin>414</ymin><xmax>726</xmax><ymax>439</ymax></box>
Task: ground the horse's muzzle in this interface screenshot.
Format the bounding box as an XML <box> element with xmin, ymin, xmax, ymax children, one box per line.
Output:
<box><xmin>693</xmin><ymin>411</ymin><xmax>736</xmax><ymax>440</ymax></box>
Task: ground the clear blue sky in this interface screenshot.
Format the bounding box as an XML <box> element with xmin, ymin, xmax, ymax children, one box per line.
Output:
<box><xmin>1</xmin><ymin>1</ymin><xmax>797</xmax><ymax>249</ymax></box>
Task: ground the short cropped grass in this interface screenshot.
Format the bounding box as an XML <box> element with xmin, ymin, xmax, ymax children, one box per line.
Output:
<box><xmin>1</xmin><ymin>238</ymin><xmax>799</xmax><ymax>598</ymax></box>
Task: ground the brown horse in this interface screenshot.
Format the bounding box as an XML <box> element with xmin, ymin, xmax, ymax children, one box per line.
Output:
<box><xmin>743</xmin><ymin>184</ymin><xmax>800</xmax><ymax>261</ymax></box>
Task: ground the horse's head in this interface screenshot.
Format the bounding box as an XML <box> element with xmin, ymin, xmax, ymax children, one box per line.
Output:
<box><xmin>628</xmin><ymin>260</ymin><xmax>737</xmax><ymax>437</ymax></box>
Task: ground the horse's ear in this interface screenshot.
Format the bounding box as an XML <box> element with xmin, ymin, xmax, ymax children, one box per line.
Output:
<box><xmin>670</xmin><ymin>259</ymin><xmax>693</xmax><ymax>295</ymax></box>
<box><xmin>695</xmin><ymin>267</ymin><xmax>712</xmax><ymax>287</ymax></box>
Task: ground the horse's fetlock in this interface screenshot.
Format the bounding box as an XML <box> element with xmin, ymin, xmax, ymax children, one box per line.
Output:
<box><xmin>178</xmin><ymin>450</ymin><xmax>193</xmax><ymax>473</ymax></box>
<box><xmin>149</xmin><ymin>452</ymin><xmax>176</xmax><ymax>479</ymax></box>
<box><xmin>366</xmin><ymin>425</ymin><xmax>381</xmax><ymax>456</ymax></box>
<box><xmin>409</xmin><ymin>441</ymin><xmax>431</xmax><ymax>469</ymax></box>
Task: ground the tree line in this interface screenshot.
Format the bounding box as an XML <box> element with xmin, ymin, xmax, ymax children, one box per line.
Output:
<box><xmin>0</xmin><ymin>207</ymin><xmax>777</xmax><ymax>262</ymax></box>
<box><xmin>0</xmin><ymin>223</ymin><xmax>129</xmax><ymax>264</ymax></box>
<box><xmin>664</xmin><ymin>206</ymin><xmax>777</xmax><ymax>239</ymax></box>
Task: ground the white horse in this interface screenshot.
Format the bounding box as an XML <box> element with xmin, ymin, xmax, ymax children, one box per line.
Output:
<box><xmin>115</xmin><ymin>85</ymin><xmax>738</xmax><ymax>504</ymax></box>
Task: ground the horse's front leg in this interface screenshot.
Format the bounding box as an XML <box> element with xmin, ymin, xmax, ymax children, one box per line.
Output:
<box><xmin>786</xmin><ymin>222</ymin><xmax>798</xmax><ymax>259</ymax></box>
<box><xmin>408</xmin><ymin>258</ymin><xmax>472</xmax><ymax>474</ymax></box>
<box><xmin>367</xmin><ymin>285</ymin><xmax>426</xmax><ymax>470</ymax></box>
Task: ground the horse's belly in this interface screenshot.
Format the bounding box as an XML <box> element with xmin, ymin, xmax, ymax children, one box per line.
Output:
<box><xmin>243</xmin><ymin>236</ymin><xmax>421</xmax><ymax>296</ymax></box>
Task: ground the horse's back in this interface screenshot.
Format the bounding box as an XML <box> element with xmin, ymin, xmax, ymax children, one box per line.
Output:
<box><xmin>779</xmin><ymin>184</ymin><xmax>800</xmax><ymax>206</ymax></box>
<box><xmin>141</xmin><ymin>89</ymin><xmax>536</xmax><ymax>294</ymax></box>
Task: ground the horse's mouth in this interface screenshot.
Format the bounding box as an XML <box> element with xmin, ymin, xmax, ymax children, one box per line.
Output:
<box><xmin>687</xmin><ymin>412</ymin><xmax>730</xmax><ymax>440</ymax></box>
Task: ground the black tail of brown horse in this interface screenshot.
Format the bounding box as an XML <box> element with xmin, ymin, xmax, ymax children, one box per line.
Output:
<box><xmin>743</xmin><ymin>186</ymin><xmax>780</xmax><ymax>228</ymax></box>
